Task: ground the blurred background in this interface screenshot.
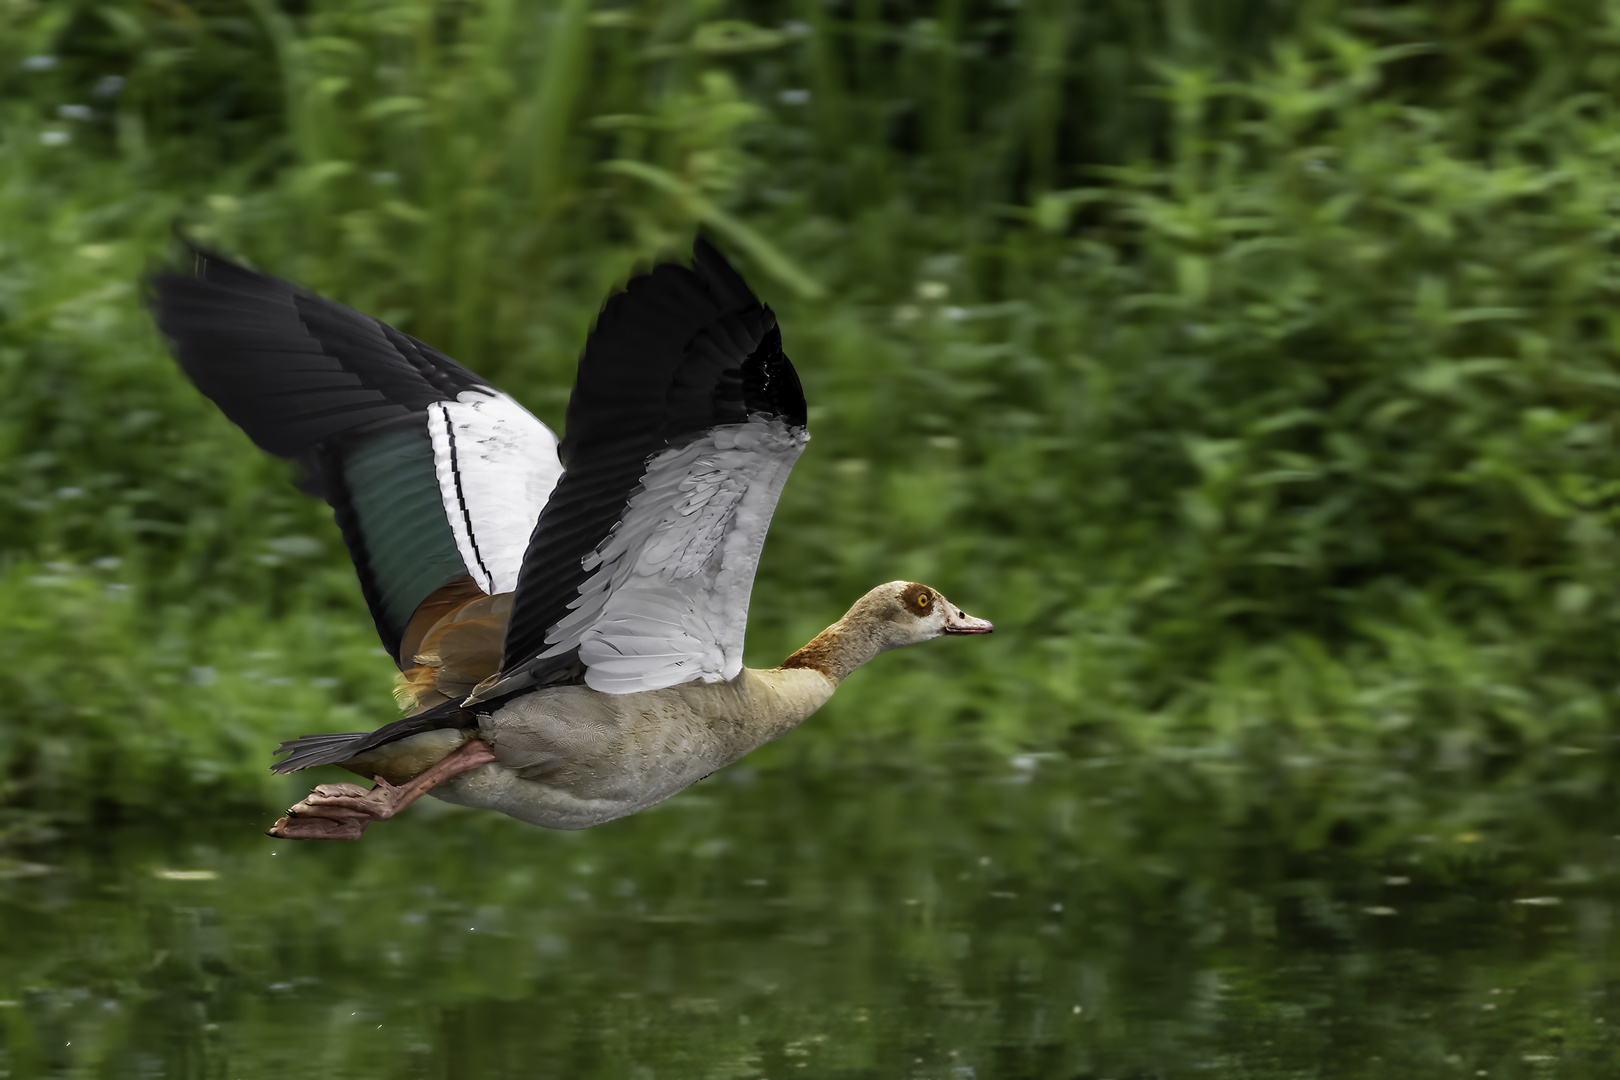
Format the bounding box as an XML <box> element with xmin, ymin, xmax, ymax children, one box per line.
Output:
<box><xmin>4</xmin><ymin>1</ymin><xmax>1620</xmax><ymax>1076</ymax></box>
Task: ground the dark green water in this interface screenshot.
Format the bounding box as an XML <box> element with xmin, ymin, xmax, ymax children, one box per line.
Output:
<box><xmin>2</xmin><ymin>750</ymin><xmax>1618</xmax><ymax>1079</ymax></box>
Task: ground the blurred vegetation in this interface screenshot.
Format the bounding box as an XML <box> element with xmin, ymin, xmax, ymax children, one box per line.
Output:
<box><xmin>4</xmin><ymin>0</ymin><xmax>1620</xmax><ymax>818</ymax></box>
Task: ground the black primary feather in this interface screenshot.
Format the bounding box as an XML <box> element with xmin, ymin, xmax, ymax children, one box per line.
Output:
<box><xmin>148</xmin><ymin>247</ymin><xmax>486</xmax><ymax>660</ymax></box>
<box><xmin>496</xmin><ymin>239</ymin><xmax>807</xmax><ymax>688</ymax></box>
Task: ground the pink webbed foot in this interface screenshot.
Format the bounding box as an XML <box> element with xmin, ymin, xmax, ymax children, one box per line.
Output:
<box><xmin>269</xmin><ymin>782</ymin><xmax>392</xmax><ymax>841</ymax></box>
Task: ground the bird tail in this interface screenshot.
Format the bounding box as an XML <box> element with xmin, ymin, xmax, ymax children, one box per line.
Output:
<box><xmin>271</xmin><ymin>700</ymin><xmax>477</xmax><ymax>774</ymax></box>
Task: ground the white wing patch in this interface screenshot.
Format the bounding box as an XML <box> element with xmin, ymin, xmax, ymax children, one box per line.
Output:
<box><xmin>429</xmin><ymin>389</ymin><xmax>563</xmax><ymax>594</ymax></box>
<box><xmin>540</xmin><ymin>416</ymin><xmax>808</xmax><ymax>693</ymax></box>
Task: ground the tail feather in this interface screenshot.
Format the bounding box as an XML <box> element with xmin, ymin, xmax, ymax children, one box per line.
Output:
<box><xmin>271</xmin><ymin>699</ymin><xmax>477</xmax><ymax>774</ymax></box>
<box><xmin>270</xmin><ymin>732</ymin><xmax>370</xmax><ymax>774</ymax></box>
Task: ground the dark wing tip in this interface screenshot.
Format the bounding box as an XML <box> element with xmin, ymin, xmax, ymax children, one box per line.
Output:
<box><xmin>690</xmin><ymin>236</ymin><xmax>761</xmax><ymax>314</ymax></box>
<box><xmin>688</xmin><ymin>241</ymin><xmax>805</xmax><ymax>428</ymax></box>
<box><xmin>737</xmin><ymin>320</ymin><xmax>805</xmax><ymax>429</ymax></box>
<box><xmin>147</xmin><ymin>241</ymin><xmax>267</xmax><ymax>305</ymax></box>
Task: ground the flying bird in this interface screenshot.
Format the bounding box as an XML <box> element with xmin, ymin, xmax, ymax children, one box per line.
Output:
<box><xmin>149</xmin><ymin>239</ymin><xmax>991</xmax><ymax>840</ymax></box>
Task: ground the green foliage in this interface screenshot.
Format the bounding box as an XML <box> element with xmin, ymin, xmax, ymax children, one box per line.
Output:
<box><xmin>3</xmin><ymin>0</ymin><xmax>1620</xmax><ymax>815</ymax></box>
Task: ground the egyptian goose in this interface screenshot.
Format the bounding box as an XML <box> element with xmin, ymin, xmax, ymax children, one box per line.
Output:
<box><xmin>150</xmin><ymin>240</ymin><xmax>991</xmax><ymax>840</ymax></box>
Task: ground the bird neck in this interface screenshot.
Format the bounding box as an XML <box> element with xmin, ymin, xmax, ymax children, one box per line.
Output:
<box><xmin>780</xmin><ymin>616</ymin><xmax>898</xmax><ymax>686</ymax></box>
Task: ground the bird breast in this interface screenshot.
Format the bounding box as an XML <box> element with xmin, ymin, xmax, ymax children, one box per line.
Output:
<box><xmin>432</xmin><ymin>666</ymin><xmax>835</xmax><ymax>828</ymax></box>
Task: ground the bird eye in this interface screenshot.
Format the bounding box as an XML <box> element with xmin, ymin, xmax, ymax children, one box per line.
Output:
<box><xmin>917</xmin><ymin>594</ymin><xmax>930</xmax><ymax>608</ymax></box>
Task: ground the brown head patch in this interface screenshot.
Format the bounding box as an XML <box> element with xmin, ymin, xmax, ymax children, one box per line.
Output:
<box><xmin>900</xmin><ymin>582</ymin><xmax>935</xmax><ymax>618</ymax></box>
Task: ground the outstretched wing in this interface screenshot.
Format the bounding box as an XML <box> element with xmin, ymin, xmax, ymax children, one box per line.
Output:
<box><xmin>474</xmin><ymin>239</ymin><xmax>808</xmax><ymax>700</ymax></box>
<box><xmin>149</xmin><ymin>249</ymin><xmax>562</xmax><ymax>664</ymax></box>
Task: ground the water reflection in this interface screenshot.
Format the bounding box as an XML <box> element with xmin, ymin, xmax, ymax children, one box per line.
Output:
<box><xmin>2</xmin><ymin>750</ymin><xmax>1618</xmax><ymax>1078</ymax></box>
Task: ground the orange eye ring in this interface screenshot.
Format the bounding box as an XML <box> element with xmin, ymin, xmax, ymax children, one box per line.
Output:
<box><xmin>916</xmin><ymin>594</ymin><xmax>930</xmax><ymax>608</ymax></box>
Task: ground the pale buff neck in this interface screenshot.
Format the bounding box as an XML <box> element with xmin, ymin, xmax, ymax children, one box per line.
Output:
<box><xmin>725</xmin><ymin>666</ymin><xmax>838</xmax><ymax>753</ymax></box>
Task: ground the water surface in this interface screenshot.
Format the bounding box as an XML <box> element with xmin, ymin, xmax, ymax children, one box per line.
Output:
<box><xmin>2</xmin><ymin>749</ymin><xmax>1617</xmax><ymax>1078</ymax></box>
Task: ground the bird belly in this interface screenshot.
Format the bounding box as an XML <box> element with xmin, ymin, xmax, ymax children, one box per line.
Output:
<box><xmin>428</xmin><ymin>685</ymin><xmax>737</xmax><ymax>829</ymax></box>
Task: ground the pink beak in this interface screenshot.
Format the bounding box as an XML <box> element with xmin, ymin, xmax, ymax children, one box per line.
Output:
<box><xmin>942</xmin><ymin>604</ymin><xmax>993</xmax><ymax>635</ymax></box>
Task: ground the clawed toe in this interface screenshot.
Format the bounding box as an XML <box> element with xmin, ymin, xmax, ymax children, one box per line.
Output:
<box><xmin>311</xmin><ymin>782</ymin><xmax>370</xmax><ymax>798</ymax></box>
<box><xmin>298</xmin><ymin>780</ymin><xmax>397</xmax><ymax>816</ymax></box>
<box><xmin>267</xmin><ymin>812</ymin><xmax>370</xmax><ymax>841</ymax></box>
<box><xmin>270</xmin><ymin>778</ymin><xmax>396</xmax><ymax>840</ymax></box>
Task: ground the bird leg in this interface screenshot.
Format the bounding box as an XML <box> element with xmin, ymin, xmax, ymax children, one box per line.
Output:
<box><xmin>268</xmin><ymin>738</ymin><xmax>497</xmax><ymax>841</ymax></box>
